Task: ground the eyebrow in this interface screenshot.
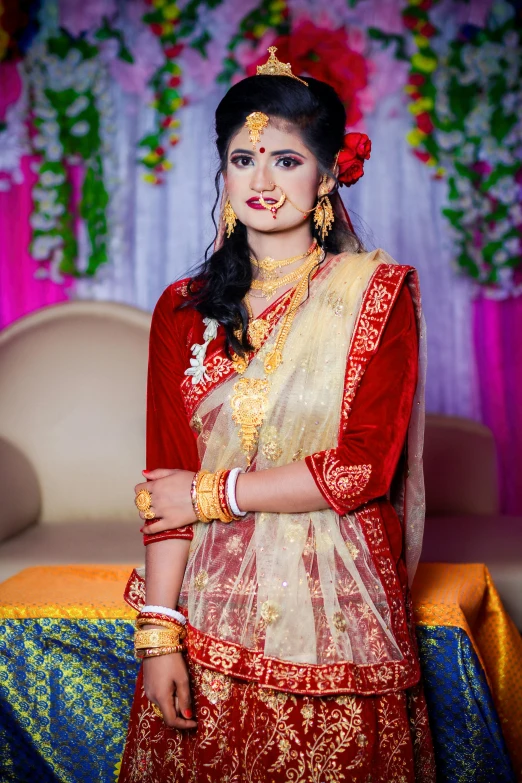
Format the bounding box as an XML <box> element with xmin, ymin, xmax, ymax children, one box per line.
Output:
<box><xmin>230</xmin><ymin>148</ymin><xmax>306</xmax><ymax>157</ymax></box>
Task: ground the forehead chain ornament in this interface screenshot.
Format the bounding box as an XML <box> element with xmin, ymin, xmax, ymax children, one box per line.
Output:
<box><xmin>244</xmin><ymin>48</ymin><xmax>308</xmax><ymax>150</ymax></box>
<box><xmin>245</xmin><ymin>111</ymin><xmax>269</xmax><ymax>150</ymax></box>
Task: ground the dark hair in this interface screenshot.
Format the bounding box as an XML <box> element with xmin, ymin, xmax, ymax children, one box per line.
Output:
<box><xmin>181</xmin><ymin>74</ymin><xmax>363</xmax><ymax>358</ymax></box>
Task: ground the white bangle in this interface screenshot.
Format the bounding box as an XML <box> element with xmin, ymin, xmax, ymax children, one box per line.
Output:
<box><xmin>140</xmin><ymin>604</ymin><xmax>187</xmax><ymax>625</ymax></box>
<box><xmin>227</xmin><ymin>467</ymin><xmax>247</xmax><ymax>517</ymax></box>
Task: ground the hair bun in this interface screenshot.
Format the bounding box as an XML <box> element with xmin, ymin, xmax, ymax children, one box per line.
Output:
<box><xmin>337</xmin><ymin>132</ymin><xmax>371</xmax><ymax>187</ymax></box>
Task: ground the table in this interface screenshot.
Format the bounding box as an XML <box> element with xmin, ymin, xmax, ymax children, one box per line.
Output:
<box><xmin>0</xmin><ymin>563</ymin><xmax>520</xmax><ymax>783</ymax></box>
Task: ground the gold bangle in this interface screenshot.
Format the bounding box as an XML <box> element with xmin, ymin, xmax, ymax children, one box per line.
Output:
<box><xmin>191</xmin><ymin>470</ymin><xmax>211</xmax><ymax>523</ymax></box>
<box><xmin>134</xmin><ymin>628</ymin><xmax>185</xmax><ymax>649</ymax></box>
<box><xmin>197</xmin><ymin>470</ymin><xmax>221</xmax><ymax>521</ymax></box>
<box><xmin>135</xmin><ymin>617</ymin><xmax>185</xmax><ymax>632</ymax></box>
<box><xmin>136</xmin><ymin>645</ymin><xmax>184</xmax><ymax>659</ymax></box>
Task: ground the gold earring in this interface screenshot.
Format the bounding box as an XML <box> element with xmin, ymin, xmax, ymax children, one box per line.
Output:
<box><xmin>223</xmin><ymin>199</ymin><xmax>237</xmax><ymax>237</ymax></box>
<box><xmin>314</xmin><ymin>176</ymin><xmax>334</xmax><ymax>240</ymax></box>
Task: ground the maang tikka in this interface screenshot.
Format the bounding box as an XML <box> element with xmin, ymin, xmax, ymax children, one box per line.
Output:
<box><xmin>245</xmin><ymin>111</ymin><xmax>269</xmax><ymax>150</ymax></box>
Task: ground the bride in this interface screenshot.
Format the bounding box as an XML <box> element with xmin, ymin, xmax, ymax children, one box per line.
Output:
<box><xmin>119</xmin><ymin>47</ymin><xmax>435</xmax><ymax>783</ymax></box>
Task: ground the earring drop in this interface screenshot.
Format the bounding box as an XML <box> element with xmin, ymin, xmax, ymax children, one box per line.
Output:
<box><xmin>223</xmin><ymin>199</ymin><xmax>237</xmax><ymax>237</ymax></box>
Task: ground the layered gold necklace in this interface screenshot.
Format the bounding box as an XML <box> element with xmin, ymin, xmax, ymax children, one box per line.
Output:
<box><xmin>250</xmin><ymin>241</ymin><xmax>317</xmax><ymax>283</ymax></box>
<box><xmin>250</xmin><ymin>243</ymin><xmax>322</xmax><ymax>299</ymax></box>
<box><xmin>230</xmin><ymin>249</ymin><xmax>324</xmax><ymax>464</ymax></box>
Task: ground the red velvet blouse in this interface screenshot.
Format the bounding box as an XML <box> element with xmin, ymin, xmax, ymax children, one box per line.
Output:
<box><xmin>144</xmin><ymin>269</ymin><xmax>418</xmax><ymax>590</ymax></box>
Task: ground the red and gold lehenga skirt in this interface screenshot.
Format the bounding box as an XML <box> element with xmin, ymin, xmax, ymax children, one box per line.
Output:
<box><xmin>119</xmin><ymin>657</ymin><xmax>435</xmax><ymax>783</ymax></box>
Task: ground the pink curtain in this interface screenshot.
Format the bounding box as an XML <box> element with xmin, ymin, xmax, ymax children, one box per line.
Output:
<box><xmin>0</xmin><ymin>155</ymin><xmax>72</xmax><ymax>330</ymax></box>
<box><xmin>0</xmin><ymin>63</ymin><xmax>74</xmax><ymax>330</ymax></box>
<box><xmin>473</xmin><ymin>295</ymin><xmax>522</xmax><ymax>514</ymax></box>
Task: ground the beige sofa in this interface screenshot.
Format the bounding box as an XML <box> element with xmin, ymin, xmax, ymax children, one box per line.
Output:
<box><xmin>0</xmin><ymin>301</ymin><xmax>150</xmax><ymax>580</ymax></box>
<box><xmin>421</xmin><ymin>415</ymin><xmax>522</xmax><ymax>629</ymax></box>
<box><xmin>0</xmin><ymin>301</ymin><xmax>520</xmax><ymax>628</ymax></box>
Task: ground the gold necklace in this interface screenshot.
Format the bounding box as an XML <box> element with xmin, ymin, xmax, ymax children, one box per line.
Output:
<box><xmin>250</xmin><ymin>246</ymin><xmax>322</xmax><ymax>298</ymax></box>
<box><xmin>250</xmin><ymin>241</ymin><xmax>317</xmax><ymax>279</ymax></box>
<box><xmin>230</xmin><ymin>251</ymin><xmax>324</xmax><ymax>464</ymax></box>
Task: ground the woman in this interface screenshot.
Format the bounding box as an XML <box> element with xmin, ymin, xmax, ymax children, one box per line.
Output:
<box><xmin>120</xmin><ymin>48</ymin><xmax>435</xmax><ymax>782</ymax></box>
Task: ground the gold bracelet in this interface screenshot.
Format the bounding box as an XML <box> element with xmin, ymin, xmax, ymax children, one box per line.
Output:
<box><xmin>136</xmin><ymin>645</ymin><xmax>184</xmax><ymax>659</ymax></box>
<box><xmin>134</xmin><ymin>628</ymin><xmax>185</xmax><ymax>650</ymax></box>
<box><xmin>135</xmin><ymin>617</ymin><xmax>185</xmax><ymax>632</ymax></box>
<box><xmin>191</xmin><ymin>470</ymin><xmax>211</xmax><ymax>523</ymax></box>
<box><xmin>196</xmin><ymin>469</ymin><xmax>235</xmax><ymax>523</ymax></box>
<box><xmin>197</xmin><ymin>470</ymin><xmax>221</xmax><ymax>520</ymax></box>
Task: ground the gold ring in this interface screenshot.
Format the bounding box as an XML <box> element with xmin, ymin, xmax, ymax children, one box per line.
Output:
<box><xmin>151</xmin><ymin>703</ymin><xmax>163</xmax><ymax>719</ymax></box>
<box><xmin>135</xmin><ymin>488</ymin><xmax>152</xmax><ymax>513</ymax></box>
<box><xmin>143</xmin><ymin>509</ymin><xmax>156</xmax><ymax>520</ymax></box>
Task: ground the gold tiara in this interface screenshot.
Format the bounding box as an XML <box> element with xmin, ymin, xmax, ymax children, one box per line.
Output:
<box><xmin>256</xmin><ymin>46</ymin><xmax>308</xmax><ymax>87</ymax></box>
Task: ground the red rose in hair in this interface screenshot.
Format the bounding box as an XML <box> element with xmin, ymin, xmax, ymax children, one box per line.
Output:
<box><xmin>337</xmin><ymin>132</ymin><xmax>371</xmax><ymax>186</ymax></box>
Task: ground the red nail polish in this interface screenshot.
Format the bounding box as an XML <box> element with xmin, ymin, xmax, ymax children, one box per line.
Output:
<box><xmin>143</xmin><ymin>470</ymin><xmax>150</xmax><ymax>474</ymax></box>
<box><xmin>139</xmin><ymin>527</ymin><xmax>145</xmax><ymax>533</ymax></box>
<box><xmin>183</xmin><ymin>709</ymin><xmax>193</xmax><ymax>719</ymax></box>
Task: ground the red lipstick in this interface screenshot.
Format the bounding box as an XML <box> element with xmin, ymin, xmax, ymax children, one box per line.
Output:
<box><xmin>247</xmin><ymin>197</ymin><xmax>276</xmax><ymax>210</ymax></box>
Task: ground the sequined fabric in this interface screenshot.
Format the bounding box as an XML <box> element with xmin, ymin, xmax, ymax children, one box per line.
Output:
<box><xmin>118</xmin><ymin>660</ymin><xmax>435</xmax><ymax>783</ymax></box>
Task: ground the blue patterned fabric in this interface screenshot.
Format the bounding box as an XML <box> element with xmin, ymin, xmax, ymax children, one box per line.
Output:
<box><xmin>0</xmin><ymin>619</ymin><xmax>516</xmax><ymax>782</ymax></box>
<box><xmin>0</xmin><ymin>619</ymin><xmax>139</xmax><ymax>783</ymax></box>
<box><xmin>416</xmin><ymin>625</ymin><xmax>516</xmax><ymax>782</ymax></box>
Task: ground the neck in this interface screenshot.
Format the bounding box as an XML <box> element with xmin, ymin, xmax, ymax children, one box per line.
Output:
<box><xmin>247</xmin><ymin>221</ymin><xmax>314</xmax><ymax>264</ymax></box>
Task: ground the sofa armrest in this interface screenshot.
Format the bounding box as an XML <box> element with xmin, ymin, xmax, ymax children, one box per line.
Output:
<box><xmin>0</xmin><ymin>437</ymin><xmax>41</xmax><ymax>542</ymax></box>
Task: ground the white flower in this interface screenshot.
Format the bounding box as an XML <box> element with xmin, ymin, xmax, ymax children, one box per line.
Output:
<box><xmin>437</xmin><ymin>130</ymin><xmax>464</xmax><ymax>151</ymax></box>
<box><xmin>30</xmin><ymin>213</ymin><xmax>57</xmax><ymax>231</ymax></box>
<box><xmin>46</xmin><ymin>142</ymin><xmax>63</xmax><ymax>162</ymax></box>
<box><xmin>190</xmin><ymin>342</ymin><xmax>207</xmax><ymax>361</ymax></box>
<box><xmin>203</xmin><ymin>317</ymin><xmax>219</xmax><ymax>342</ymax></box>
<box><xmin>504</xmin><ymin>236</ymin><xmax>520</xmax><ymax>255</ymax></box>
<box><xmin>41</xmin><ymin>120</ymin><xmax>60</xmax><ymax>138</ymax></box>
<box><xmin>184</xmin><ymin>357</ymin><xmax>209</xmax><ymax>385</ymax></box>
<box><xmin>40</xmin><ymin>170</ymin><xmax>65</xmax><ymax>187</ymax></box>
<box><xmin>493</xmin><ymin>249</ymin><xmax>508</xmax><ymax>264</ymax></box>
<box><xmin>33</xmin><ymin>134</ymin><xmax>47</xmax><ymax>150</ymax></box>
<box><xmin>70</xmin><ymin>121</ymin><xmax>90</xmax><ymax>137</ymax></box>
<box><xmin>66</xmin><ymin>95</ymin><xmax>89</xmax><ymax>117</ymax></box>
<box><xmin>508</xmin><ymin>204</ymin><xmax>522</xmax><ymax>223</ymax></box>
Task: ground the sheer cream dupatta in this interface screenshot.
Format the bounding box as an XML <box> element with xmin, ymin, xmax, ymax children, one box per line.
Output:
<box><xmin>178</xmin><ymin>250</ymin><xmax>405</xmax><ymax>668</ymax></box>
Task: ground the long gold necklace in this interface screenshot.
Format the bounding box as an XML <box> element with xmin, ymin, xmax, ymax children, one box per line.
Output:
<box><xmin>250</xmin><ymin>245</ymin><xmax>322</xmax><ymax>299</ymax></box>
<box><xmin>250</xmin><ymin>241</ymin><xmax>317</xmax><ymax>281</ymax></box>
<box><xmin>230</xmin><ymin>252</ymin><xmax>324</xmax><ymax>464</ymax></box>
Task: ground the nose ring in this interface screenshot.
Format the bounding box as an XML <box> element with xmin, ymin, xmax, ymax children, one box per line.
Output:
<box><xmin>259</xmin><ymin>186</ymin><xmax>286</xmax><ymax>218</ymax></box>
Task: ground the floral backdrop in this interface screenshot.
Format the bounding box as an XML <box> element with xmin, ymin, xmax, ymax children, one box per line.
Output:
<box><xmin>0</xmin><ymin>0</ymin><xmax>521</xmax><ymax>512</ymax></box>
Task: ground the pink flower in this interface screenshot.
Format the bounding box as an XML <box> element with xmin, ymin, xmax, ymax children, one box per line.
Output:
<box><xmin>59</xmin><ymin>0</ymin><xmax>117</xmax><ymax>37</ymax></box>
<box><xmin>108</xmin><ymin>29</ymin><xmax>164</xmax><ymax>96</ymax></box>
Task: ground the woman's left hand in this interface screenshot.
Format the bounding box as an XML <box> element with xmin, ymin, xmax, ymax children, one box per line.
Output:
<box><xmin>135</xmin><ymin>469</ymin><xmax>197</xmax><ymax>535</ymax></box>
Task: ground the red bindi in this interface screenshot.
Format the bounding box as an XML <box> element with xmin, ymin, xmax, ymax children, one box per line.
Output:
<box><xmin>259</xmin><ymin>147</ymin><xmax>265</xmax><ymax>153</ymax></box>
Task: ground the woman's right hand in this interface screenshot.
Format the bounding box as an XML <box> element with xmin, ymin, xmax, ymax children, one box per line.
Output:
<box><xmin>143</xmin><ymin>650</ymin><xmax>197</xmax><ymax>730</ymax></box>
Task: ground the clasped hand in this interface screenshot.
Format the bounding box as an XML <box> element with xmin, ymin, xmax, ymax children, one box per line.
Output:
<box><xmin>135</xmin><ymin>469</ymin><xmax>197</xmax><ymax>535</ymax></box>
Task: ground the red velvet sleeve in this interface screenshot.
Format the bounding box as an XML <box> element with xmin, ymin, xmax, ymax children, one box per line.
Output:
<box><xmin>143</xmin><ymin>283</ymin><xmax>200</xmax><ymax>545</ymax></box>
<box><xmin>305</xmin><ymin>283</ymin><xmax>418</xmax><ymax>515</ymax></box>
